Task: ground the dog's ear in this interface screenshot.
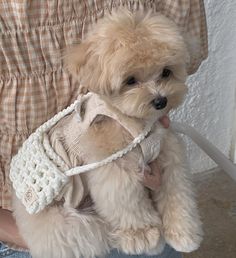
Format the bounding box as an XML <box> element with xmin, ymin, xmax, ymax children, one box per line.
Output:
<box><xmin>64</xmin><ymin>40</ymin><xmax>114</xmax><ymax>96</ymax></box>
<box><xmin>63</xmin><ymin>42</ymin><xmax>92</xmax><ymax>79</ymax></box>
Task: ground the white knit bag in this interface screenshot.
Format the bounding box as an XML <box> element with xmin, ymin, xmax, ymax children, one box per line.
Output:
<box><xmin>10</xmin><ymin>101</ymin><xmax>79</xmax><ymax>214</ymax></box>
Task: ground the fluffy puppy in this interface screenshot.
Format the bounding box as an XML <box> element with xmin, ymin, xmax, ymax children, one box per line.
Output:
<box><xmin>13</xmin><ymin>10</ymin><xmax>203</xmax><ymax>258</ymax></box>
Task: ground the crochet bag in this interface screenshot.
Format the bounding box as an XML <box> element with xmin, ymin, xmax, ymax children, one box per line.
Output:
<box><xmin>10</xmin><ymin>102</ymin><xmax>78</xmax><ymax>214</ymax></box>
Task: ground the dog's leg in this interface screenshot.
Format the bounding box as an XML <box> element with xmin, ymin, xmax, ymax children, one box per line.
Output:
<box><xmin>85</xmin><ymin>156</ymin><xmax>165</xmax><ymax>255</ymax></box>
<box><xmin>13</xmin><ymin>194</ymin><xmax>110</xmax><ymax>258</ymax></box>
<box><xmin>152</xmin><ymin>131</ymin><xmax>203</xmax><ymax>253</ymax></box>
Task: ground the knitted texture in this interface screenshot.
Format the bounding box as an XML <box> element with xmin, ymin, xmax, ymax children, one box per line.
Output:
<box><xmin>10</xmin><ymin>93</ymin><xmax>161</xmax><ymax>214</ymax></box>
<box><xmin>10</xmin><ymin>101</ymin><xmax>79</xmax><ymax>214</ymax></box>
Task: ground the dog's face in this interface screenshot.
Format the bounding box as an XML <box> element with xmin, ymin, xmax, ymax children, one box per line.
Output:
<box><xmin>65</xmin><ymin>11</ymin><xmax>189</xmax><ymax>120</ymax></box>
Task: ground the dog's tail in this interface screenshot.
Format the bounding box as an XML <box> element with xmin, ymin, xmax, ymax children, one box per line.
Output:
<box><xmin>13</xmin><ymin>195</ymin><xmax>110</xmax><ymax>258</ymax></box>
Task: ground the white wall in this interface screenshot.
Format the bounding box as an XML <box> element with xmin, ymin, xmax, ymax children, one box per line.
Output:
<box><xmin>172</xmin><ymin>0</ymin><xmax>236</xmax><ymax>173</ymax></box>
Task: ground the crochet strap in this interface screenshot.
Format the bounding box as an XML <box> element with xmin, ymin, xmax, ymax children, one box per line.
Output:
<box><xmin>65</xmin><ymin>121</ymin><xmax>154</xmax><ymax>176</ymax></box>
<box><xmin>37</xmin><ymin>93</ymin><xmax>156</xmax><ymax>177</ymax></box>
<box><xmin>36</xmin><ymin>100</ymin><xmax>80</xmax><ymax>134</ymax></box>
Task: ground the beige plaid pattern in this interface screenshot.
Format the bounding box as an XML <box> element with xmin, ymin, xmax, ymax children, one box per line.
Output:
<box><xmin>0</xmin><ymin>0</ymin><xmax>208</xmax><ymax>210</ymax></box>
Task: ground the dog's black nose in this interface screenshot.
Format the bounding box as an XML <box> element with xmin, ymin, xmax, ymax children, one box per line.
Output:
<box><xmin>152</xmin><ymin>96</ymin><xmax>168</xmax><ymax>110</ymax></box>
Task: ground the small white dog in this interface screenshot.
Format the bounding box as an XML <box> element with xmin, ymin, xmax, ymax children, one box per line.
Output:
<box><xmin>12</xmin><ymin>10</ymin><xmax>202</xmax><ymax>258</ymax></box>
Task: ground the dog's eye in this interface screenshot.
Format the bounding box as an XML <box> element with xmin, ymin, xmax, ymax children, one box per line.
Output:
<box><xmin>162</xmin><ymin>68</ymin><xmax>171</xmax><ymax>78</ymax></box>
<box><xmin>125</xmin><ymin>76</ymin><xmax>137</xmax><ymax>85</ymax></box>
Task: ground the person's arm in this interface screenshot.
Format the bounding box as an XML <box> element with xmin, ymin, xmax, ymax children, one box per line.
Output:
<box><xmin>0</xmin><ymin>208</ymin><xmax>27</xmax><ymax>249</ymax></box>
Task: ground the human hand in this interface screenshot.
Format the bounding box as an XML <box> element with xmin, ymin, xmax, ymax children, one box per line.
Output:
<box><xmin>0</xmin><ymin>209</ymin><xmax>27</xmax><ymax>249</ymax></box>
<box><xmin>142</xmin><ymin>115</ymin><xmax>170</xmax><ymax>190</ymax></box>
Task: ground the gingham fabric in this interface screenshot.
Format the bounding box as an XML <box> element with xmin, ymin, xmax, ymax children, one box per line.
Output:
<box><xmin>0</xmin><ymin>0</ymin><xmax>208</xmax><ymax>210</ymax></box>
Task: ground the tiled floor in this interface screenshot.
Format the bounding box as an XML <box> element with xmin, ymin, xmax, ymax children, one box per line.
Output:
<box><xmin>183</xmin><ymin>168</ymin><xmax>236</xmax><ymax>258</ymax></box>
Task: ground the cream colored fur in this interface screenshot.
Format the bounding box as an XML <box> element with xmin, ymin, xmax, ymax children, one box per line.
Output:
<box><xmin>13</xmin><ymin>10</ymin><xmax>203</xmax><ymax>258</ymax></box>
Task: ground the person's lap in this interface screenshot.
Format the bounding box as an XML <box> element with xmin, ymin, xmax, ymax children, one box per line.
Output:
<box><xmin>0</xmin><ymin>242</ymin><xmax>182</xmax><ymax>258</ymax></box>
<box><xmin>108</xmin><ymin>246</ymin><xmax>182</xmax><ymax>258</ymax></box>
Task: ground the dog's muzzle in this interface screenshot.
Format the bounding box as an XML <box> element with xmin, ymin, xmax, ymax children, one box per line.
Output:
<box><xmin>151</xmin><ymin>96</ymin><xmax>168</xmax><ymax>110</ymax></box>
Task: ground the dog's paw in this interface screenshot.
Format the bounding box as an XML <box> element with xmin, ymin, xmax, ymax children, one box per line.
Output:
<box><xmin>144</xmin><ymin>235</ymin><xmax>165</xmax><ymax>256</ymax></box>
<box><xmin>164</xmin><ymin>229</ymin><xmax>202</xmax><ymax>253</ymax></box>
<box><xmin>115</xmin><ymin>226</ymin><xmax>162</xmax><ymax>255</ymax></box>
